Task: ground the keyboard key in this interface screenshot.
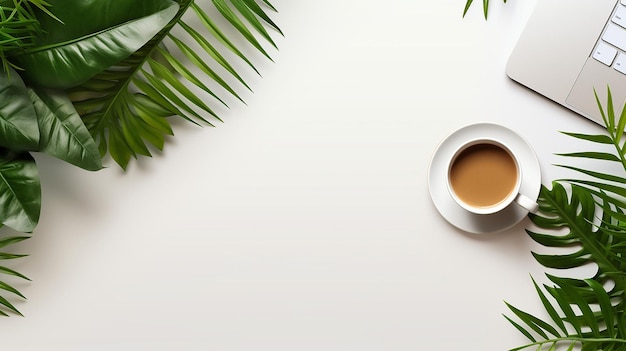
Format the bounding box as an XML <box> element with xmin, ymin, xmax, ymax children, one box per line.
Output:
<box><xmin>614</xmin><ymin>4</ymin><xmax>626</xmax><ymax>28</ymax></box>
<box><xmin>603</xmin><ymin>23</ymin><xmax>626</xmax><ymax>51</ymax></box>
<box><xmin>615</xmin><ymin>52</ymin><xmax>626</xmax><ymax>74</ymax></box>
<box><xmin>593</xmin><ymin>41</ymin><xmax>618</xmax><ymax>65</ymax></box>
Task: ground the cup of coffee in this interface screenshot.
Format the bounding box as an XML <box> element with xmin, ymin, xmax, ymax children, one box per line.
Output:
<box><xmin>447</xmin><ymin>138</ymin><xmax>538</xmax><ymax>215</ymax></box>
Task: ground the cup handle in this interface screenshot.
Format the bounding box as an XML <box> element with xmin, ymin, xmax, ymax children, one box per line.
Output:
<box><xmin>515</xmin><ymin>193</ymin><xmax>539</xmax><ymax>214</ymax></box>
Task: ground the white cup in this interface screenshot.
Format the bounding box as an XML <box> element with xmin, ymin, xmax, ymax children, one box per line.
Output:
<box><xmin>447</xmin><ymin>138</ymin><xmax>538</xmax><ymax>215</ymax></box>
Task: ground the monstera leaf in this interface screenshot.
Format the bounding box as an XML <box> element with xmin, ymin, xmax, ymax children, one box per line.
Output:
<box><xmin>11</xmin><ymin>0</ymin><xmax>180</xmax><ymax>89</ymax></box>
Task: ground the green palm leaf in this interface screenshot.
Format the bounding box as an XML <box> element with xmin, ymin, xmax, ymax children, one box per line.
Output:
<box><xmin>556</xmin><ymin>89</ymin><xmax>626</xmax><ymax>202</ymax></box>
<box><xmin>211</xmin><ymin>0</ymin><xmax>275</xmax><ymax>58</ymax></box>
<box><xmin>463</xmin><ymin>0</ymin><xmax>507</xmax><ymax>19</ymax></box>
<box><xmin>70</xmin><ymin>0</ymin><xmax>280</xmax><ymax>169</ymax></box>
<box><xmin>0</xmin><ymin>233</ymin><xmax>30</xmax><ymax>316</ymax></box>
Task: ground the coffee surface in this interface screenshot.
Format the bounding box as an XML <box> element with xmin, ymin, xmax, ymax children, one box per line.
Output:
<box><xmin>449</xmin><ymin>144</ymin><xmax>517</xmax><ymax>207</ymax></box>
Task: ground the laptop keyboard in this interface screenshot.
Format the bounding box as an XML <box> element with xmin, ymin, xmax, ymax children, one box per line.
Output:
<box><xmin>593</xmin><ymin>0</ymin><xmax>626</xmax><ymax>74</ymax></box>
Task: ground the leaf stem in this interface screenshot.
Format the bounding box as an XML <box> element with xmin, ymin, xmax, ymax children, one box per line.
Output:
<box><xmin>510</xmin><ymin>336</ymin><xmax>626</xmax><ymax>351</ymax></box>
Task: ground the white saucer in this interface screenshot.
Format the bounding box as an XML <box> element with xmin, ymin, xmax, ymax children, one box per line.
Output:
<box><xmin>428</xmin><ymin>123</ymin><xmax>541</xmax><ymax>234</ymax></box>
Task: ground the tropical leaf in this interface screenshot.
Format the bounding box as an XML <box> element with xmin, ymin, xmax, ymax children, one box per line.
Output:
<box><xmin>0</xmin><ymin>233</ymin><xmax>30</xmax><ymax>316</ymax></box>
<box><xmin>505</xmin><ymin>88</ymin><xmax>626</xmax><ymax>350</ymax></box>
<box><xmin>0</xmin><ymin>66</ymin><xmax>38</xmax><ymax>151</ymax></box>
<box><xmin>0</xmin><ymin>50</ymin><xmax>102</xmax><ymax>235</ymax></box>
<box><xmin>560</xmin><ymin>132</ymin><xmax>614</xmax><ymax>145</ymax></box>
<box><xmin>463</xmin><ymin>0</ymin><xmax>507</xmax><ymax>19</ymax></box>
<box><xmin>69</xmin><ymin>0</ymin><xmax>280</xmax><ymax>169</ymax></box>
<box><xmin>29</xmin><ymin>88</ymin><xmax>102</xmax><ymax>171</ymax></box>
<box><xmin>528</xmin><ymin>183</ymin><xmax>625</xmax><ymax>288</ymax></box>
<box><xmin>10</xmin><ymin>0</ymin><xmax>180</xmax><ymax>89</ymax></box>
<box><xmin>0</xmin><ymin>0</ymin><xmax>280</xmax><ymax>315</ymax></box>
<box><xmin>0</xmin><ymin>0</ymin><xmax>51</xmax><ymax>73</ymax></box>
<box><xmin>556</xmin><ymin>89</ymin><xmax>626</xmax><ymax>202</ymax></box>
<box><xmin>211</xmin><ymin>0</ymin><xmax>275</xmax><ymax>59</ymax></box>
<box><xmin>505</xmin><ymin>183</ymin><xmax>626</xmax><ymax>350</ymax></box>
<box><xmin>506</xmin><ymin>275</ymin><xmax>626</xmax><ymax>351</ymax></box>
<box><xmin>0</xmin><ymin>151</ymin><xmax>40</xmax><ymax>233</ymax></box>
<box><xmin>556</xmin><ymin>151</ymin><xmax>620</xmax><ymax>162</ymax></box>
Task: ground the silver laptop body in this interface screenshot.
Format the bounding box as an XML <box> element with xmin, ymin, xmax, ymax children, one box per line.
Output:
<box><xmin>507</xmin><ymin>0</ymin><xmax>626</xmax><ymax>124</ymax></box>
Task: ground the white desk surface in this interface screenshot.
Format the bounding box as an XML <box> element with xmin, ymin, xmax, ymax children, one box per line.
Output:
<box><xmin>1</xmin><ymin>1</ymin><xmax>613</xmax><ymax>349</ymax></box>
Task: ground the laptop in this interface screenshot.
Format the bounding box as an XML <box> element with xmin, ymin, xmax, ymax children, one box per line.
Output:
<box><xmin>507</xmin><ymin>0</ymin><xmax>626</xmax><ymax>124</ymax></box>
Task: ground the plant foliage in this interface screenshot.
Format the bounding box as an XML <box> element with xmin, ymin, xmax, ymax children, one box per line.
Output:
<box><xmin>71</xmin><ymin>0</ymin><xmax>281</xmax><ymax>170</ymax></box>
<box><xmin>0</xmin><ymin>233</ymin><xmax>29</xmax><ymax>316</ymax></box>
<box><xmin>463</xmin><ymin>0</ymin><xmax>507</xmax><ymax>19</ymax></box>
<box><xmin>0</xmin><ymin>0</ymin><xmax>279</xmax><ymax>315</ymax></box>
<box><xmin>0</xmin><ymin>0</ymin><xmax>57</xmax><ymax>73</ymax></box>
<box><xmin>458</xmin><ymin>2</ymin><xmax>626</xmax><ymax>347</ymax></box>
<box><xmin>12</xmin><ymin>0</ymin><xmax>182</xmax><ymax>89</ymax></box>
<box><xmin>505</xmin><ymin>88</ymin><xmax>626</xmax><ymax>350</ymax></box>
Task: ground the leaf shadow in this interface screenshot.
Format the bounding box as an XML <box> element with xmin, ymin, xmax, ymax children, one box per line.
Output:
<box><xmin>454</xmin><ymin>216</ymin><xmax>539</xmax><ymax>261</ymax></box>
